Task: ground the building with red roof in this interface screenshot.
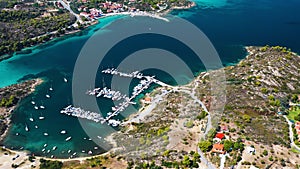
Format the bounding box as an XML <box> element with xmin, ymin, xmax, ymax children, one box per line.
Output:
<box><xmin>212</xmin><ymin>144</ymin><xmax>225</xmax><ymax>154</ymax></box>
<box><xmin>215</xmin><ymin>133</ymin><xmax>225</xmax><ymax>140</ymax></box>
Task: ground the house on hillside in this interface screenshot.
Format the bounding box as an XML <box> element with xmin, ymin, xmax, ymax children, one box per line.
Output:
<box><xmin>144</xmin><ymin>96</ymin><xmax>152</xmax><ymax>104</ymax></box>
<box><xmin>212</xmin><ymin>144</ymin><xmax>225</xmax><ymax>154</ymax></box>
<box><xmin>213</xmin><ymin>132</ymin><xmax>225</xmax><ymax>143</ymax></box>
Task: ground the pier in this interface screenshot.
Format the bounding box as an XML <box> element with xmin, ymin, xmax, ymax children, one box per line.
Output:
<box><xmin>87</xmin><ymin>87</ymin><xmax>128</xmax><ymax>101</ymax></box>
<box><xmin>60</xmin><ymin>105</ymin><xmax>104</xmax><ymax>123</ymax></box>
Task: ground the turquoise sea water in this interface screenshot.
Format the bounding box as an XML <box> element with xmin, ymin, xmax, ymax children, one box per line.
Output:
<box><xmin>1</xmin><ymin>0</ymin><xmax>300</xmax><ymax>158</ymax></box>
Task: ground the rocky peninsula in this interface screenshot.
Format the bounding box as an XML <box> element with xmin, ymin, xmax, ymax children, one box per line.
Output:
<box><xmin>0</xmin><ymin>79</ymin><xmax>43</xmax><ymax>141</ymax></box>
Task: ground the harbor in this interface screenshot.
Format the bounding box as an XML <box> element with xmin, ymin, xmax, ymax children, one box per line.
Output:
<box><xmin>60</xmin><ymin>68</ymin><xmax>170</xmax><ymax>126</ymax></box>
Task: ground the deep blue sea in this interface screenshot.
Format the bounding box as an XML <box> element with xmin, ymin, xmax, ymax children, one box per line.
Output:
<box><xmin>0</xmin><ymin>0</ymin><xmax>300</xmax><ymax>158</ymax></box>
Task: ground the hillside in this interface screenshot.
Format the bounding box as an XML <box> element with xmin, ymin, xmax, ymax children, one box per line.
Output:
<box><xmin>194</xmin><ymin>46</ymin><xmax>300</xmax><ymax>168</ymax></box>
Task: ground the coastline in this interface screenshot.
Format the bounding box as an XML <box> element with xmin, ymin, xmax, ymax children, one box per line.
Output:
<box><xmin>0</xmin><ymin>1</ymin><xmax>196</xmax><ymax>63</ymax></box>
<box><xmin>0</xmin><ymin>2</ymin><xmax>199</xmax><ymax>165</ymax></box>
<box><xmin>0</xmin><ymin>78</ymin><xmax>44</xmax><ymax>143</ymax></box>
<box><xmin>0</xmin><ymin>45</ymin><xmax>298</xmax><ymax>169</ymax></box>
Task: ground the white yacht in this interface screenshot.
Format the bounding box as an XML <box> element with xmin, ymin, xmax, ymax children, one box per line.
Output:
<box><xmin>60</xmin><ymin>130</ymin><xmax>66</xmax><ymax>134</ymax></box>
<box><xmin>64</xmin><ymin>78</ymin><xmax>68</xmax><ymax>83</ymax></box>
<box><xmin>65</xmin><ymin>136</ymin><xmax>72</xmax><ymax>141</ymax></box>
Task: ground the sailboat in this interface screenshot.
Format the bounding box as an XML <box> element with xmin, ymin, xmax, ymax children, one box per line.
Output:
<box><xmin>29</xmin><ymin>114</ymin><xmax>34</xmax><ymax>122</ymax></box>
<box><xmin>39</xmin><ymin>112</ymin><xmax>45</xmax><ymax>120</ymax></box>
<box><xmin>25</xmin><ymin>124</ymin><xmax>29</xmax><ymax>132</ymax></box>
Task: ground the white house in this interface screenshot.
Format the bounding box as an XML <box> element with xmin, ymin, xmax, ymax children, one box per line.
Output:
<box><xmin>246</xmin><ymin>146</ymin><xmax>255</xmax><ymax>154</ymax></box>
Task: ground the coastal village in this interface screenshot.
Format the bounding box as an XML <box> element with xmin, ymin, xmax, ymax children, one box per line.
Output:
<box><xmin>0</xmin><ymin>0</ymin><xmax>193</xmax><ymax>59</ymax></box>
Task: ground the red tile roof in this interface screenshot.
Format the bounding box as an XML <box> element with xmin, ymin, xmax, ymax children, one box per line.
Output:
<box><xmin>215</xmin><ymin>133</ymin><xmax>225</xmax><ymax>139</ymax></box>
<box><xmin>144</xmin><ymin>97</ymin><xmax>151</xmax><ymax>102</ymax></box>
<box><xmin>213</xmin><ymin>143</ymin><xmax>224</xmax><ymax>150</ymax></box>
<box><xmin>212</xmin><ymin>144</ymin><xmax>225</xmax><ymax>154</ymax></box>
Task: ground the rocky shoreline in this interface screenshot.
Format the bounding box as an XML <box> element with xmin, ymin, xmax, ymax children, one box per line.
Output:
<box><xmin>0</xmin><ymin>79</ymin><xmax>43</xmax><ymax>142</ymax></box>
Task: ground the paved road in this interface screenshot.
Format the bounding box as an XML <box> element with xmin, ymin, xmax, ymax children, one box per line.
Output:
<box><xmin>58</xmin><ymin>0</ymin><xmax>82</xmax><ymax>23</ymax></box>
<box><xmin>197</xmin><ymin>147</ymin><xmax>216</xmax><ymax>169</ymax></box>
<box><xmin>283</xmin><ymin>115</ymin><xmax>300</xmax><ymax>151</ymax></box>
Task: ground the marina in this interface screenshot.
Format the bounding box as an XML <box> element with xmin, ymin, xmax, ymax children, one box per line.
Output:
<box><xmin>60</xmin><ymin>69</ymin><xmax>168</xmax><ymax>126</ymax></box>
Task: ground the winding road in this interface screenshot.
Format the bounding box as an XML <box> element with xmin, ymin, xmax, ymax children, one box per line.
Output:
<box><xmin>58</xmin><ymin>0</ymin><xmax>82</xmax><ymax>23</ymax></box>
<box><xmin>173</xmin><ymin>81</ymin><xmax>215</xmax><ymax>169</ymax></box>
<box><xmin>283</xmin><ymin>115</ymin><xmax>300</xmax><ymax>151</ymax></box>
